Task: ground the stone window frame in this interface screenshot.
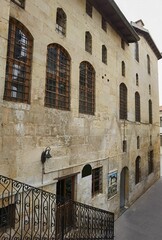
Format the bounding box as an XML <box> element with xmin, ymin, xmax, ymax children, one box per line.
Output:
<box><xmin>11</xmin><ymin>0</ymin><xmax>25</xmax><ymax>8</ymax></box>
<box><xmin>92</xmin><ymin>167</ymin><xmax>103</xmax><ymax>196</ymax></box>
<box><xmin>119</xmin><ymin>83</ymin><xmax>127</xmax><ymax>120</ymax></box>
<box><xmin>85</xmin><ymin>31</ymin><xmax>92</xmax><ymax>54</ymax></box>
<box><xmin>56</xmin><ymin>8</ymin><xmax>67</xmax><ymax>36</ymax></box>
<box><xmin>4</xmin><ymin>18</ymin><xmax>33</xmax><ymax>104</ymax></box>
<box><xmin>79</xmin><ymin>61</ymin><xmax>95</xmax><ymax>115</ymax></box>
<box><xmin>45</xmin><ymin>43</ymin><xmax>71</xmax><ymax>111</ymax></box>
<box><xmin>102</xmin><ymin>45</ymin><xmax>107</xmax><ymax>64</ymax></box>
<box><xmin>135</xmin><ymin>91</ymin><xmax>141</xmax><ymax>122</ymax></box>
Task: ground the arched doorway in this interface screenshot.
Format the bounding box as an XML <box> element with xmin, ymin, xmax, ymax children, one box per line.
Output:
<box><xmin>120</xmin><ymin>167</ymin><xmax>129</xmax><ymax>209</ymax></box>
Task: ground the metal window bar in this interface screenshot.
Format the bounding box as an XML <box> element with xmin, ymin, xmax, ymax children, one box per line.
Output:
<box><xmin>4</xmin><ymin>18</ymin><xmax>33</xmax><ymax>103</ymax></box>
<box><xmin>45</xmin><ymin>44</ymin><xmax>70</xmax><ymax>110</ymax></box>
<box><xmin>79</xmin><ymin>62</ymin><xmax>95</xmax><ymax>115</ymax></box>
<box><xmin>0</xmin><ymin>175</ymin><xmax>114</xmax><ymax>239</ymax></box>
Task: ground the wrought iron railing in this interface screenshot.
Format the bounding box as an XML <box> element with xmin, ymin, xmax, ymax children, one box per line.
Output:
<box><xmin>0</xmin><ymin>175</ymin><xmax>114</xmax><ymax>239</ymax></box>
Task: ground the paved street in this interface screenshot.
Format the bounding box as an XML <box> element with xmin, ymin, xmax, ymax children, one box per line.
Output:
<box><xmin>115</xmin><ymin>178</ymin><xmax>162</xmax><ymax>240</ymax></box>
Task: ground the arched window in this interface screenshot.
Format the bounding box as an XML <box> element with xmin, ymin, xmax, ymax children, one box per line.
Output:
<box><xmin>121</xmin><ymin>61</ymin><xmax>125</xmax><ymax>76</ymax></box>
<box><xmin>102</xmin><ymin>45</ymin><xmax>107</xmax><ymax>64</ymax></box>
<box><xmin>148</xmin><ymin>150</ymin><xmax>153</xmax><ymax>174</ymax></box>
<box><xmin>82</xmin><ymin>164</ymin><xmax>92</xmax><ymax>178</ymax></box>
<box><xmin>119</xmin><ymin>83</ymin><xmax>127</xmax><ymax>120</ymax></box>
<box><xmin>79</xmin><ymin>61</ymin><xmax>95</xmax><ymax>115</ymax></box>
<box><xmin>4</xmin><ymin>18</ymin><xmax>33</xmax><ymax>103</ymax></box>
<box><xmin>137</xmin><ymin>136</ymin><xmax>140</xmax><ymax>149</ymax></box>
<box><xmin>147</xmin><ymin>54</ymin><xmax>151</xmax><ymax>74</ymax></box>
<box><xmin>135</xmin><ymin>156</ymin><xmax>141</xmax><ymax>184</ymax></box>
<box><xmin>45</xmin><ymin>44</ymin><xmax>71</xmax><ymax>110</ymax></box>
<box><xmin>136</xmin><ymin>73</ymin><xmax>139</xmax><ymax>86</ymax></box>
<box><xmin>148</xmin><ymin>99</ymin><xmax>152</xmax><ymax>124</ymax></box>
<box><xmin>56</xmin><ymin>8</ymin><xmax>66</xmax><ymax>36</ymax></box>
<box><xmin>135</xmin><ymin>92</ymin><xmax>140</xmax><ymax>122</ymax></box>
<box><xmin>85</xmin><ymin>32</ymin><xmax>92</xmax><ymax>54</ymax></box>
<box><xmin>135</xmin><ymin>42</ymin><xmax>139</xmax><ymax>62</ymax></box>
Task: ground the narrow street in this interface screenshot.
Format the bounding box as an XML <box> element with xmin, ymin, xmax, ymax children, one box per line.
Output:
<box><xmin>115</xmin><ymin>178</ymin><xmax>162</xmax><ymax>240</ymax></box>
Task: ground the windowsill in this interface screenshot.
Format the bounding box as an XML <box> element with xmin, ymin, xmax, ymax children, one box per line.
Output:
<box><xmin>2</xmin><ymin>100</ymin><xmax>30</xmax><ymax>111</ymax></box>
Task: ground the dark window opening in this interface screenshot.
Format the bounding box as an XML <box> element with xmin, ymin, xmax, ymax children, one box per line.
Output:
<box><xmin>148</xmin><ymin>99</ymin><xmax>152</xmax><ymax>124</ymax></box>
<box><xmin>86</xmin><ymin>0</ymin><xmax>92</xmax><ymax>17</ymax></box>
<box><xmin>102</xmin><ymin>45</ymin><xmax>107</xmax><ymax>64</ymax></box>
<box><xmin>56</xmin><ymin>176</ymin><xmax>75</xmax><ymax>204</ymax></box>
<box><xmin>136</xmin><ymin>73</ymin><xmax>139</xmax><ymax>86</ymax></box>
<box><xmin>92</xmin><ymin>167</ymin><xmax>102</xmax><ymax>196</ymax></box>
<box><xmin>137</xmin><ymin>136</ymin><xmax>140</xmax><ymax>149</ymax></box>
<box><xmin>135</xmin><ymin>156</ymin><xmax>141</xmax><ymax>184</ymax></box>
<box><xmin>121</xmin><ymin>39</ymin><xmax>125</xmax><ymax>50</ymax></box>
<box><xmin>135</xmin><ymin>92</ymin><xmax>140</xmax><ymax>122</ymax></box>
<box><xmin>149</xmin><ymin>84</ymin><xmax>151</xmax><ymax>95</ymax></box>
<box><xmin>121</xmin><ymin>61</ymin><xmax>125</xmax><ymax>77</ymax></box>
<box><xmin>147</xmin><ymin>54</ymin><xmax>151</xmax><ymax>74</ymax></box>
<box><xmin>123</xmin><ymin>140</ymin><xmax>127</xmax><ymax>152</ymax></box>
<box><xmin>0</xmin><ymin>204</ymin><xmax>15</xmax><ymax>229</ymax></box>
<box><xmin>82</xmin><ymin>164</ymin><xmax>92</xmax><ymax>178</ymax></box>
<box><xmin>85</xmin><ymin>31</ymin><xmax>92</xmax><ymax>54</ymax></box>
<box><xmin>119</xmin><ymin>83</ymin><xmax>127</xmax><ymax>120</ymax></box>
<box><xmin>135</xmin><ymin>42</ymin><xmax>139</xmax><ymax>62</ymax></box>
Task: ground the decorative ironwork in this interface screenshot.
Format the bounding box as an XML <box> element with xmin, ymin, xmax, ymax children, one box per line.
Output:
<box><xmin>0</xmin><ymin>175</ymin><xmax>114</xmax><ymax>239</ymax></box>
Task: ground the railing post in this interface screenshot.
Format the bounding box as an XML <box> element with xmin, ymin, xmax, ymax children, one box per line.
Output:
<box><xmin>61</xmin><ymin>214</ymin><xmax>64</xmax><ymax>240</ymax></box>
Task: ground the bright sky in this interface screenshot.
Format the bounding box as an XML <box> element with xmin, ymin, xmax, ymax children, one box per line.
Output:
<box><xmin>115</xmin><ymin>0</ymin><xmax>162</xmax><ymax>106</ymax></box>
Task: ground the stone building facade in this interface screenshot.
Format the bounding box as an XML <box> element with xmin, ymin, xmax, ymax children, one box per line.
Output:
<box><xmin>0</xmin><ymin>0</ymin><xmax>161</xmax><ymax>217</ymax></box>
<box><xmin>160</xmin><ymin>106</ymin><xmax>162</xmax><ymax>176</ymax></box>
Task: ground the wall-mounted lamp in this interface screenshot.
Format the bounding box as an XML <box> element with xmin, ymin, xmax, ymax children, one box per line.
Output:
<box><xmin>41</xmin><ymin>147</ymin><xmax>52</xmax><ymax>164</ymax></box>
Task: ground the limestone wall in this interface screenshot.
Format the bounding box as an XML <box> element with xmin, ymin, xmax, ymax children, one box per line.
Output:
<box><xmin>0</xmin><ymin>0</ymin><xmax>160</xmax><ymax>217</ymax></box>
